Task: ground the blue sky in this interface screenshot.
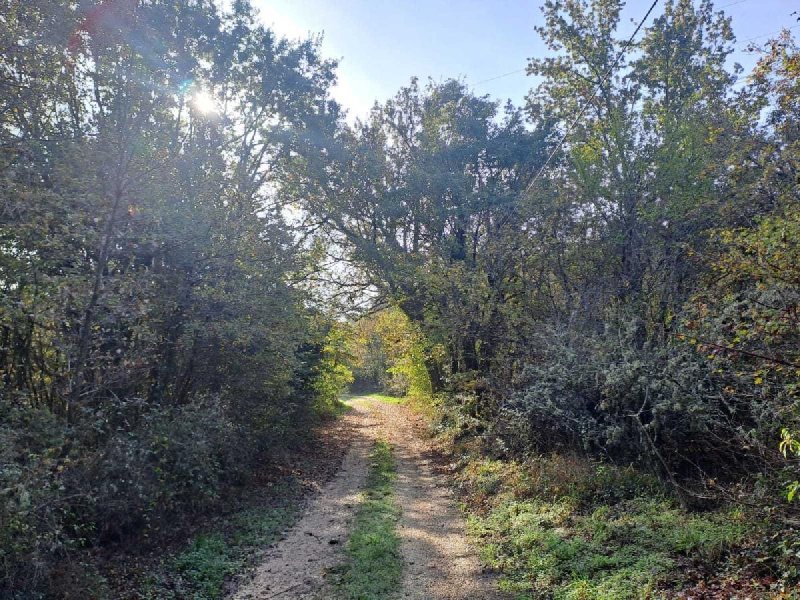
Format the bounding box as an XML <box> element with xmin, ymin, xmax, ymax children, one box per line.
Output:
<box><xmin>252</xmin><ymin>0</ymin><xmax>799</xmax><ymax>121</ymax></box>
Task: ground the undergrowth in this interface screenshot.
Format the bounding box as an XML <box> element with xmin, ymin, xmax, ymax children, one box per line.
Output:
<box><xmin>333</xmin><ymin>440</ymin><xmax>402</xmax><ymax>599</ymax></box>
<box><xmin>141</xmin><ymin>498</ymin><xmax>299</xmax><ymax>599</ymax></box>
<box><xmin>428</xmin><ymin>398</ymin><xmax>775</xmax><ymax>599</ymax></box>
<box><xmin>467</xmin><ymin>491</ymin><xmax>747</xmax><ymax>599</ymax></box>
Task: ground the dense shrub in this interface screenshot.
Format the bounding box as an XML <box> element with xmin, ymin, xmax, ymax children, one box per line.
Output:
<box><xmin>0</xmin><ymin>0</ymin><xmax>340</xmax><ymax>595</ymax></box>
<box><xmin>501</xmin><ymin>317</ymin><xmax>774</xmax><ymax>488</ymax></box>
<box><xmin>0</xmin><ymin>395</ymin><xmax>296</xmax><ymax>596</ymax></box>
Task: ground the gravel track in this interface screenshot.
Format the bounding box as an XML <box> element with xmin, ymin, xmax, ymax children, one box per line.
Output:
<box><xmin>230</xmin><ymin>397</ymin><xmax>506</xmax><ymax>600</ymax></box>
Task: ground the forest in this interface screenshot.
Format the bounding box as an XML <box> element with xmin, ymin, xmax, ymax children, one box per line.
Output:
<box><xmin>1</xmin><ymin>0</ymin><xmax>799</xmax><ymax>598</ymax></box>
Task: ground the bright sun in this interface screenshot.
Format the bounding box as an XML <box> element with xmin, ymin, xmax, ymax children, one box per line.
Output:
<box><xmin>191</xmin><ymin>89</ymin><xmax>218</xmax><ymax>114</ymax></box>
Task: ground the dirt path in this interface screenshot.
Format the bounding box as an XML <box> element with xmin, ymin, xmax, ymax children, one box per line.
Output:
<box><xmin>230</xmin><ymin>397</ymin><xmax>505</xmax><ymax>600</ymax></box>
<box><xmin>231</xmin><ymin>402</ymin><xmax>377</xmax><ymax>600</ymax></box>
<box><xmin>368</xmin><ymin>400</ymin><xmax>506</xmax><ymax>600</ymax></box>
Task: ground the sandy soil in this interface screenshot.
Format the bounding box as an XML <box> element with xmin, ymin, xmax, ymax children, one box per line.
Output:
<box><xmin>368</xmin><ymin>399</ymin><xmax>507</xmax><ymax>600</ymax></box>
<box><xmin>230</xmin><ymin>397</ymin><xmax>506</xmax><ymax>600</ymax></box>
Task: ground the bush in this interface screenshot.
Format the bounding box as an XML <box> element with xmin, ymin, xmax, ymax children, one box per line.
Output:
<box><xmin>75</xmin><ymin>398</ymin><xmax>245</xmax><ymax>542</ymax></box>
<box><xmin>500</xmin><ymin>316</ymin><xmax>772</xmax><ymax>491</ymax></box>
<box><xmin>0</xmin><ymin>395</ymin><xmax>265</xmax><ymax>597</ymax></box>
<box><xmin>455</xmin><ymin>454</ymin><xmax>663</xmax><ymax>513</ymax></box>
<box><xmin>0</xmin><ymin>400</ymin><xmax>77</xmax><ymax>596</ymax></box>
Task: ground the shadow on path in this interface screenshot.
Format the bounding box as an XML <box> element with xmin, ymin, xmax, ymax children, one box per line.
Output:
<box><xmin>230</xmin><ymin>397</ymin><xmax>507</xmax><ymax>600</ymax></box>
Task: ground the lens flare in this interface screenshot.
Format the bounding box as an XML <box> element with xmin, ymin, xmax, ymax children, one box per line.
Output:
<box><xmin>191</xmin><ymin>89</ymin><xmax>218</xmax><ymax>114</ymax></box>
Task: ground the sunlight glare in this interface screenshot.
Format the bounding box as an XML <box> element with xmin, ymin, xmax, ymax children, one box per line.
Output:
<box><xmin>191</xmin><ymin>89</ymin><xmax>218</xmax><ymax>114</ymax></box>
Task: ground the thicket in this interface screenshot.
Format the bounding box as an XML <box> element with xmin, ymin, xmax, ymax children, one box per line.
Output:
<box><xmin>0</xmin><ymin>1</ymin><xmax>342</xmax><ymax>595</ymax></box>
<box><xmin>291</xmin><ymin>0</ymin><xmax>800</xmax><ymax>517</ymax></box>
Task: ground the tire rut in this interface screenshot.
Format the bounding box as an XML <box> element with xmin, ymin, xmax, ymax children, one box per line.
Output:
<box><xmin>231</xmin><ymin>404</ymin><xmax>375</xmax><ymax>600</ymax></box>
<box><xmin>368</xmin><ymin>400</ymin><xmax>508</xmax><ymax>600</ymax></box>
<box><xmin>229</xmin><ymin>397</ymin><xmax>506</xmax><ymax>600</ymax></box>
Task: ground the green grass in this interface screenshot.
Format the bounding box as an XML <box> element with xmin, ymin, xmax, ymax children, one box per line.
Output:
<box><xmin>430</xmin><ymin>399</ymin><xmax>757</xmax><ymax>600</ymax></box>
<box><xmin>458</xmin><ymin>456</ymin><xmax>750</xmax><ymax>600</ymax></box>
<box><xmin>334</xmin><ymin>440</ymin><xmax>403</xmax><ymax>599</ymax></box>
<box><xmin>343</xmin><ymin>393</ymin><xmax>406</xmax><ymax>405</ymax></box>
<box><xmin>169</xmin><ymin>533</ymin><xmax>239</xmax><ymax>599</ymax></box>
<box><xmin>470</xmin><ymin>496</ymin><xmax>747</xmax><ymax>599</ymax></box>
<box><xmin>143</xmin><ymin>503</ymin><xmax>299</xmax><ymax>599</ymax></box>
<box><xmin>368</xmin><ymin>394</ymin><xmax>406</xmax><ymax>404</ymax></box>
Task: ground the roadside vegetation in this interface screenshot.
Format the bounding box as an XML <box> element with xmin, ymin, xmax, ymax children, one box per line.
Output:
<box><xmin>333</xmin><ymin>440</ymin><xmax>402</xmax><ymax>600</ymax></box>
<box><xmin>2</xmin><ymin>0</ymin><xmax>800</xmax><ymax>597</ymax></box>
<box><xmin>453</xmin><ymin>448</ymin><xmax>758</xmax><ymax>598</ymax></box>
<box><xmin>143</xmin><ymin>501</ymin><xmax>299</xmax><ymax>600</ymax></box>
<box><xmin>345</xmin><ymin>311</ymin><xmax>798</xmax><ymax>596</ymax></box>
<box><xmin>0</xmin><ymin>1</ymin><xmax>349</xmax><ymax>595</ymax></box>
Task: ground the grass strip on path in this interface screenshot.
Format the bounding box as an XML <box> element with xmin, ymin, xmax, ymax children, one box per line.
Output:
<box><xmin>367</xmin><ymin>394</ymin><xmax>407</xmax><ymax>405</ymax></box>
<box><xmin>335</xmin><ymin>439</ymin><xmax>402</xmax><ymax>599</ymax></box>
<box><xmin>341</xmin><ymin>393</ymin><xmax>406</xmax><ymax>405</ymax></box>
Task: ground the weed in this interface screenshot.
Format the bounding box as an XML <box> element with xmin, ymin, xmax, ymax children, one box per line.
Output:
<box><xmin>143</xmin><ymin>504</ymin><xmax>299</xmax><ymax>599</ymax></box>
<box><xmin>464</xmin><ymin>459</ymin><xmax>750</xmax><ymax>599</ymax></box>
<box><xmin>335</xmin><ymin>440</ymin><xmax>402</xmax><ymax>599</ymax></box>
<box><xmin>172</xmin><ymin>533</ymin><xmax>240</xmax><ymax>599</ymax></box>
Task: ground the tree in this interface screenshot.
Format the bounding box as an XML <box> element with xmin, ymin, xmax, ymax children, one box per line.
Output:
<box><xmin>0</xmin><ymin>0</ymin><xmax>340</xmax><ymax>593</ymax></box>
<box><xmin>289</xmin><ymin>79</ymin><xmax>548</xmax><ymax>395</ymax></box>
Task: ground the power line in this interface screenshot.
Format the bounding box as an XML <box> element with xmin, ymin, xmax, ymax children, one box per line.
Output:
<box><xmin>473</xmin><ymin>0</ymin><xmax>756</xmax><ymax>86</ymax></box>
<box><xmin>474</xmin><ymin>68</ymin><xmax>526</xmax><ymax>87</ymax></box>
<box><xmin>523</xmin><ymin>0</ymin><xmax>660</xmax><ymax>195</ymax></box>
<box><xmin>740</xmin><ymin>23</ymin><xmax>800</xmax><ymax>46</ymax></box>
<box><xmin>473</xmin><ymin>0</ymin><xmax>754</xmax><ymax>91</ymax></box>
<box><xmin>716</xmin><ymin>0</ymin><xmax>753</xmax><ymax>10</ymax></box>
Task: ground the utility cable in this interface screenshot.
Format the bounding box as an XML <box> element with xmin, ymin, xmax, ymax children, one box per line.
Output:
<box><xmin>523</xmin><ymin>0</ymin><xmax>660</xmax><ymax>195</ymax></box>
<box><xmin>473</xmin><ymin>0</ymin><xmax>753</xmax><ymax>90</ymax></box>
<box><xmin>474</xmin><ymin>68</ymin><xmax>526</xmax><ymax>87</ymax></box>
